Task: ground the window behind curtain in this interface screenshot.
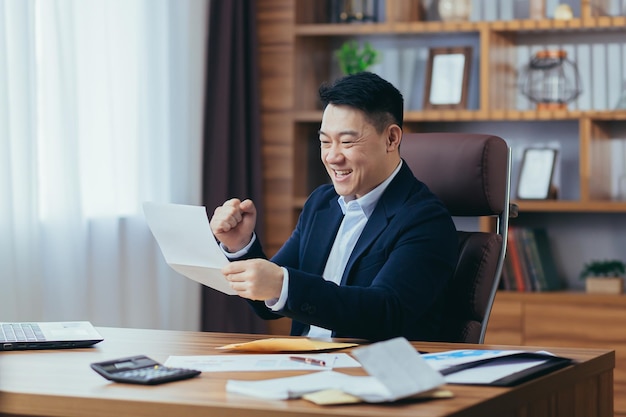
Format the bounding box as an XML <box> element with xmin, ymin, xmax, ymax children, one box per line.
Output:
<box><xmin>0</xmin><ymin>0</ymin><xmax>208</xmax><ymax>330</ymax></box>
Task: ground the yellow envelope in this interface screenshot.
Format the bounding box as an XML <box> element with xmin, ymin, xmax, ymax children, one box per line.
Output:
<box><xmin>217</xmin><ymin>337</ymin><xmax>358</xmax><ymax>352</ymax></box>
<box><xmin>302</xmin><ymin>389</ymin><xmax>361</xmax><ymax>405</ymax></box>
<box><xmin>302</xmin><ymin>388</ymin><xmax>454</xmax><ymax>406</ymax></box>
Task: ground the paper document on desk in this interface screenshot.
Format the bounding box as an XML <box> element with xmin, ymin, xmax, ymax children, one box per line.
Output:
<box><xmin>422</xmin><ymin>349</ymin><xmax>527</xmax><ymax>371</ymax></box>
<box><xmin>422</xmin><ymin>349</ymin><xmax>573</xmax><ymax>386</ymax></box>
<box><xmin>227</xmin><ymin>371</ymin><xmax>384</xmax><ymax>400</ymax></box>
<box><xmin>226</xmin><ymin>337</ymin><xmax>446</xmax><ymax>403</ymax></box>
<box><xmin>143</xmin><ymin>202</ymin><xmax>235</xmax><ymax>295</ymax></box>
<box><xmin>164</xmin><ymin>353</ymin><xmax>361</xmax><ymax>372</ymax></box>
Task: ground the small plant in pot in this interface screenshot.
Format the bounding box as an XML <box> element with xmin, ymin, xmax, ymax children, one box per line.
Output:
<box><xmin>580</xmin><ymin>259</ymin><xmax>626</xmax><ymax>294</ymax></box>
<box><xmin>335</xmin><ymin>40</ymin><xmax>380</xmax><ymax>75</ymax></box>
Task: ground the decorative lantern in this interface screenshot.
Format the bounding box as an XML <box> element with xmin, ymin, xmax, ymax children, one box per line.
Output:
<box><xmin>520</xmin><ymin>49</ymin><xmax>582</xmax><ymax>110</ymax></box>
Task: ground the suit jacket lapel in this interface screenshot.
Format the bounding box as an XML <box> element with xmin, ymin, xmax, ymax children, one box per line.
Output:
<box><xmin>340</xmin><ymin>162</ymin><xmax>415</xmax><ymax>285</ymax></box>
<box><xmin>301</xmin><ymin>200</ymin><xmax>343</xmax><ymax>275</ymax></box>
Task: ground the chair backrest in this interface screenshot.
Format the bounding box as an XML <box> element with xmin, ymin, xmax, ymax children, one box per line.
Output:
<box><xmin>401</xmin><ymin>132</ymin><xmax>513</xmax><ymax>344</ymax></box>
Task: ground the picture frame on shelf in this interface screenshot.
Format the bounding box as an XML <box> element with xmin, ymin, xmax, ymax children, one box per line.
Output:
<box><xmin>330</xmin><ymin>0</ymin><xmax>379</xmax><ymax>23</ymax></box>
<box><xmin>423</xmin><ymin>47</ymin><xmax>472</xmax><ymax>110</ymax></box>
<box><xmin>517</xmin><ymin>147</ymin><xmax>558</xmax><ymax>200</ymax></box>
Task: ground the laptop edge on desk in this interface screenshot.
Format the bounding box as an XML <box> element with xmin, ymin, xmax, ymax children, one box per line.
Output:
<box><xmin>0</xmin><ymin>321</ymin><xmax>104</xmax><ymax>351</ymax></box>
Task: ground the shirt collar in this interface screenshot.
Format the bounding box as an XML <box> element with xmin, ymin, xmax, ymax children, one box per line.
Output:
<box><xmin>338</xmin><ymin>160</ymin><xmax>403</xmax><ymax>218</ymax></box>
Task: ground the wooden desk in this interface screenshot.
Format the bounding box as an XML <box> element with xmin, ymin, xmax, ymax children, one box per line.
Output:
<box><xmin>487</xmin><ymin>291</ymin><xmax>626</xmax><ymax>416</ymax></box>
<box><xmin>0</xmin><ymin>327</ymin><xmax>615</xmax><ymax>417</ymax></box>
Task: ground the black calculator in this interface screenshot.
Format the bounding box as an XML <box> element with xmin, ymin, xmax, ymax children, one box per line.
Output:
<box><xmin>90</xmin><ymin>355</ymin><xmax>201</xmax><ymax>385</ymax></box>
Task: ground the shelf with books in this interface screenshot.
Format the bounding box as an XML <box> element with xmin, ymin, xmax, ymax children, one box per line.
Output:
<box><xmin>258</xmin><ymin>0</ymin><xmax>626</xmax><ymax>258</ymax></box>
<box><xmin>501</xmin><ymin>226</ymin><xmax>563</xmax><ymax>292</ymax></box>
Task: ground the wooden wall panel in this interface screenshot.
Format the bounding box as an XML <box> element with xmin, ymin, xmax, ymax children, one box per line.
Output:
<box><xmin>525</xmin><ymin>303</ymin><xmax>626</xmax><ymax>348</ymax></box>
<box><xmin>261</xmin><ymin>114</ymin><xmax>294</xmax><ymax>254</ymax></box>
<box><xmin>489</xmin><ymin>292</ymin><xmax>626</xmax><ymax>416</ymax></box>
<box><xmin>525</xmin><ymin>303</ymin><xmax>626</xmax><ymax>415</ymax></box>
<box><xmin>258</xmin><ymin>0</ymin><xmax>295</xmax><ymax>256</ymax></box>
<box><xmin>484</xmin><ymin>298</ymin><xmax>523</xmax><ymax>345</ymax></box>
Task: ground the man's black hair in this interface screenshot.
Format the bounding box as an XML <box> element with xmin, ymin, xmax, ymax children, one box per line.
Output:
<box><xmin>318</xmin><ymin>72</ymin><xmax>404</xmax><ymax>132</ymax></box>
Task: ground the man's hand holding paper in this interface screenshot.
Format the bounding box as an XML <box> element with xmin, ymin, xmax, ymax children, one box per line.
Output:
<box><xmin>210</xmin><ymin>198</ymin><xmax>285</xmax><ymax>301</ymax></box>
<box><xmin>143</xmin><ymin>202</ymin><xmax>236</xmax><ymax>295</ymax></box>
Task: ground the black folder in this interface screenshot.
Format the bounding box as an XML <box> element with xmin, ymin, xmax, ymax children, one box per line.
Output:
<box><xmin>439</xmin><ymin>352</ymin><xmax>574</xmax><ymax>387</ymax></box>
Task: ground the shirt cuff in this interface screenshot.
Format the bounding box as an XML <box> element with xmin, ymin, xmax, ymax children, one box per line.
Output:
<box><xmin>265</xmin><ymin>267</ymin><xmax>289</xmax><ymax>311</ymax></box>
<box><xmin>220</xmin><ymin>233</ymin><xmax>256</xmax><ymax>259</ymax></box>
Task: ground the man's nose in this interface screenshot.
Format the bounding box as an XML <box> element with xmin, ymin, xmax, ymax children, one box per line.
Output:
<box><xmin>323</xmin><ymin>144</ymin><xmax>343</xmax><ymax>162</ymax></box>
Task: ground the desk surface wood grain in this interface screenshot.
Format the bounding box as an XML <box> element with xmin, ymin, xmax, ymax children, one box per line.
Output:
<box><xmin>0</xmin><ymin>327</ymin><xmax>615</xmax><ymax>417</ymax></box>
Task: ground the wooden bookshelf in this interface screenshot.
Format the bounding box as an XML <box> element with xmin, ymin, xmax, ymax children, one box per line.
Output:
<box><xmin>257</xmin><ymin>1</ymin><xmax>626</xmax><ymax>408</ymax></box>
<box><xmin>257</xmin><ymin>0</ymin><xmax>626</xmax><ymax>255</ymax></box>
<box><xmin>257</xmin><ymin>0</ymin><xmax>626</xmax><ymax>303</ymax></box>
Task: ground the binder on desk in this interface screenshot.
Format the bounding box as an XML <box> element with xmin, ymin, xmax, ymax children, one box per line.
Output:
<box><xmin>422</xmin><ymin>350</ymin><xmax>574</xmax><ymax>386</ymax></box>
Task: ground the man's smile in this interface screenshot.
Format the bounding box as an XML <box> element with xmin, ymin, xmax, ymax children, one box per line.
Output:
<box><xmin>333</xmin><ymin>169</ymin><xmax>353</xmax><ymax>178</ymax></box>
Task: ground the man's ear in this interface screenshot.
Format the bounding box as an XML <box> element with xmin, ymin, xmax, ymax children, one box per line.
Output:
<box><xmin>386</xmin><ymin>125</ymin><xmax>402</xmax><ymax>152</ymax></box>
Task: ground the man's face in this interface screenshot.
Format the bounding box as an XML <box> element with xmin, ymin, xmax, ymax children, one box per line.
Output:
<box><xmin>319</xmin><ymin>104</ymin><xmax>393</xmax><ymax>199</ymax></box>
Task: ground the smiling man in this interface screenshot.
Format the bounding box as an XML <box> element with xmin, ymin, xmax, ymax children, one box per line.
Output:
<box><xmin>210</xmin><ymin>72</ymin><xmax>458</xmax><ymax>341</ymax></box>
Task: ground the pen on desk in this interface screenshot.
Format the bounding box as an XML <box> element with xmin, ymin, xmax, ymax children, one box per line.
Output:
<box><xmin>289</xmin><ymin>356</ymin><xmax>327</xmax><ymax>367</ymax></box>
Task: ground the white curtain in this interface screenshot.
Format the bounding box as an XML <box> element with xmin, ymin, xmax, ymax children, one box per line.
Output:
<box><xmin>0</xmin><ymin>0</ymin><xmax>208</xmax><ymax>330</ymax></box>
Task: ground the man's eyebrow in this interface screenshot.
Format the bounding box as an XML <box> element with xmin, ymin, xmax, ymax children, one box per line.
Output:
<box><xmin>318</xmin><ymin>129</ymin><xmax>359</xmax><ymax>137</ymax></box>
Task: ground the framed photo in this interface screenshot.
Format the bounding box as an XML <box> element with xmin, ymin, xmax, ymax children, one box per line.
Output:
<box><xmin>423</xmin><ymin>47</ymin><xmax>472</xmax><ymax>110</ymax></box>
<box><xmin>517</xmin><ymin>148</ymin><xmax>558</xmax><ymax>200</ymax></box>
<box><xmin>331</xmin><ymin>0</ymin><xmax>379</xmax><ymax>23</ymax></box>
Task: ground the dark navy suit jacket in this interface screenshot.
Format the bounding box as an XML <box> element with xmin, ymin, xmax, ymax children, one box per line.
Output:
<box><xmin>243</xmin><ymin>161</ymin><xmax>458</xmax><ymax>341</ymax></box>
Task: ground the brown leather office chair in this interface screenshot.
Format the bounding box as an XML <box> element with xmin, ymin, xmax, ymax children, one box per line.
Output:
<box><xmin>401</xmin><ymin>132</ymin><xmax>515</xmax><ymax>344</ymax></box>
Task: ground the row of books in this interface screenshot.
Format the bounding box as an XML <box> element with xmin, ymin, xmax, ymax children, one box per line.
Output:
<box><xmin>500</xmin><ymin>226</ymin><xmax>563</xmax><ymax>292</ymax></box>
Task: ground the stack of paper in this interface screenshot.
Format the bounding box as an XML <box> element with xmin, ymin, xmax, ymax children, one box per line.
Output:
<box><xmin>226</xmin><ymin>337</ymin><xmax>448</xmax><ymax>404</ymax></box>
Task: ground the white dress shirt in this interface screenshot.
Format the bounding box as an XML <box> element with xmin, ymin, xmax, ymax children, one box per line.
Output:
<box><xmin>271</xmin><ymin>161</ymin><xmax>403</xmax><ymax>339</ymax></box>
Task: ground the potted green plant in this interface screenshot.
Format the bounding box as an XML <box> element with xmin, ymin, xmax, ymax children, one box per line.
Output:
<box><xmin>580</xmin><ymin>259</ymin><xmax>626</xmax><ymax>294</ymax></box>
<box><xmin>335</xmin><ymin>40</ymin><xmax>380</xmax><ymax>75</ymax></box>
